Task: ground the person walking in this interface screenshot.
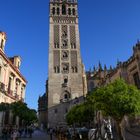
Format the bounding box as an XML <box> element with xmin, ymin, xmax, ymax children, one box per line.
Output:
<box><xmin>11</xmin><ymin>129</ymin><xmax>19</xmax><ymax>140</ymax></box>
<box><xmin>49</xmin><ymin>128</ymin><xmax>53</xmax><ymax>140</ymax></box>
<box><xmin>2</xmin><ymin>127</ymin><xmax>8</xmax><ymax>140</ymax></box>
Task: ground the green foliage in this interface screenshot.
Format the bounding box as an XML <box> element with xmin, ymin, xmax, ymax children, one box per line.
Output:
<box><xmin>66</xmin><ymin>101</ymin><xmax>95</xmax><ymax>125</ymax></box>
<box><xmin>11</xmin><ymin>101</ymin><xmax>37</xmax><ymax>125</ymax></box>
<box><xmin>0</xmin><ymin>101</ymin><xmax>37</xmax><ymax>125</ymax></box>
<box><xmin>0</xmin><ymin>102</ymin><xmax>11</xmax><ymax>111</ymax></box>
<box><xmin>91</xmin><ymin>79</ymin><xmax>140</xmax><ymax>122</ymax></box>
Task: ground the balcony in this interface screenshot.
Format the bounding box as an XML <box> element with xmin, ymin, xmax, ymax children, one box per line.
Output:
<box><xmin>6</xmin><ymin>90</ymin><xmax>19</xmax><ymax>100</ymax></box>
<box><xmin>0</xmin><ymin>82</ymin><xmax>20</xmax><ymax>101</ymax></box>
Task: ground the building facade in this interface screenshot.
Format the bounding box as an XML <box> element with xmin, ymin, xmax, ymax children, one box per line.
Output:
<box><xmin>38</xmin><ymin>81</ymin><xmax>48</xmax><ymax>129</ymax></box>
<box><xmin>0</xmin><ymin>31</ymin><xmax>27</xmax><ymax>128</ymax></box>
<box><xmin>48</xmin><ymin>0</ymin><xmax>87</xmax><ymax>127</ymax></box>
<box><xmin>87</xmin><ymin>41</ymin><xmax>140</xmax><ymax>92</ymax></box>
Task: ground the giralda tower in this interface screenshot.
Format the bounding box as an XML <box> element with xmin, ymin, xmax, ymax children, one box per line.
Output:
<box><xmin>48</xmin><ymin>0</ymin><xmax>87</xmax><ymax>127</ymax></box>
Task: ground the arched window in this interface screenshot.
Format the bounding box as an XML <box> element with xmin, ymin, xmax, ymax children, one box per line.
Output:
<box><xmin>64</xmin><ymin>78</ymin><xmax>68</xmax><ymax>84</ymax></box>
<box><xmin>62</xmin><ymin>40</ymin><xmax>68</xmax><ymax>48</ymax></box>
<box><xmin>64</xmin><ymin>94</ymin><xmax>68</xmax><ymax>99</ymax></box>
<box><xmin>72</xmin><ymin>8</ymin><xmax>75</xmax><ymax>15</ymax></box>
<box><xmin>63</xmin><ymin>52</ymin><xmax>68</xmax><ymax>58</ymax></box>
<box><xmin>64</xmin><ymin>91</ymin><xmax>71</xmax><ymax>100</ymax></box>
<box><xmin>62</xmin><ymin>4</ymin><xmax>66</xmax><ymax>15</ymax></box>
<box><xmin>57</xmin><ymin>7</ymin><xmax>60</xmax><ymax>15</ymax></box>
<box><xmin>52</xmin><ymin>7</ymin><xmax>55</xmax><ymax>15</ymax></box>
<box><xmin>68</xmin><ymin>8</ymin><xmax>71</xmax><ymax>15</ymax></box>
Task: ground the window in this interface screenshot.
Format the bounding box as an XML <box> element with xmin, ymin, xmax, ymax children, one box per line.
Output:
<box><xmin>17</xmin><ymin>62</ymin><xmax>20</xmax><ymax>69</ymax></box>
<box><xmin>21</xmin><ymin>87</ymin><xmax>23</xmax><ymax>98</ymax></box>
<box><xmin>64</xmin><ymin>94</ymin><xmax>68</xmax><ymax>99</ymax></box>
<box><xmin>62</xmin><ymin>40</ymin><xmax>68</xmax><ymax>48</ymax></box>
<box><xmin>71</xmin><ymin>43</ymin><xmax>76</xmax><ymax>49</ymax></box>
<box><xmin>52</xmin><ymin>7</ymin><xmax>55</xmax><ymax>15</ymax></box>
<box><xmin>54</xmin><ymin>43</ymin><xmax>59</xmax><ymax>48</ymax></box>
<box><xmin>62</xmin><ymin>64</ymin><xmax>69</xmax><ymax>73</ymax></box>
<box><xmin>73</xmin><ymin>43</ymin><xmax>76</xmax><ymax>49</ymax></box>
<box><xmin>57</xmin><ymin>8</ymin><xmax>60</xmax><ymax>15</ymax></box>
<box><xmin>62</xmin><ymin>4</ymin><xmax>66</xmax><ymax>15</ymax></box>
<box><xmin>72</xmin><ymin>66</ymin><xmax>78</xmax><ymax>73</ymax></box>
<box><xmin>62</xmin><ymin>51</ymin><xmax>68</xmax><ymax>59</ymax></box>
<box><xmin>68</xmin><ymin>8</ymin><xmax>71</xmax><ymax>15</ymax></box>
<box><xmin>72</xmin><ymin>8</ymin><xmax>75</xmax><ymax>15</ymax></box>
<box><xmin>8</xmin><ymin>78</ymin><xmax>11</xmax><ymax>90</ymax></box>
<box><xmin>54</xmin><ymin>66</ymin><xmax>60</xmax><ymax>73</ymax></box>
<box><xmin>133</xmin><ymin>72</ymin><xmax>140</xmax><ymax>89</ymax></box>
<box><xmin>75</xmin><ymin>67</ymin><xmax>77</xmax><ymax>72</ymax></box>
<box><xmin>62</xmin><ymin>31</ymin><xmax>67</xmax><ymax>38</ymax></box>
<box><xmin>0</xmin><ymin>39</ymin><xmax>4</xmax><ymax>49</ymax></box>
<box><xmin>64</xmin><ymin>78</ymin><xmax>68</xmax><ymax>84</ymax></box>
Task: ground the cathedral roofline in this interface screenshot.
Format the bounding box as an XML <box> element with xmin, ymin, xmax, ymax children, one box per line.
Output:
<box><xmin>50</xmin><ymin>0</ymin><xmax>77</xmax><ymax>4</ymax></box>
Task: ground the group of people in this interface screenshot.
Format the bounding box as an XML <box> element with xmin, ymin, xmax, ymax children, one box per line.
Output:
<box><xmin>47</xmin><ymin>127</ymin><xmax>70</xmax><ymax>140</ymax></box>
<box><xmin>47</xmin><ymin>127</ymin><xmax>88</xmax><ymax>140</ymax></box>
<box><xmin>88</xmin><ymin>119</ymin><xmax>114</xmax><ymax>140</ymax></box>
<box><xmin>1</xmin><ymin>125</ymin><xmax>34</xmax><ymax>140</ymax></box>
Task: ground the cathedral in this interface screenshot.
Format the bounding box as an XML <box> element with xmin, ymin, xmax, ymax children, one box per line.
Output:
<box><xmin>87</xmin><ymin>41</ymin><xmax>140</xmax><ymax>92</ymax></box>
<box><xmin>47</xmin><ymin>0</ymin><xmax>87</xmax><ymax>128</ymax></box>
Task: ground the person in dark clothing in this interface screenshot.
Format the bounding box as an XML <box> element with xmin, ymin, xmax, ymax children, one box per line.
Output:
<box><xmin>28</xmin><ymin>127</ymin><xmax>33</xmax><ymax>138</ymax></box>
<box><xmin>2</xmin><ymin>127</ymin><xmax>8</xmax><ymax>140</ymax></box>
<box><xmin>49</xmin><ymin>128</ymin><xmax>53</xmax><ymax>140</ymax></box>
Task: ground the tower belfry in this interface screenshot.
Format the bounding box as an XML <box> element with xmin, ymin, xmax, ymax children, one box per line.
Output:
<box><xmin>48</xmin><ymin>0</ymin><xmax>86</xmax><ymax>127</ymax></box>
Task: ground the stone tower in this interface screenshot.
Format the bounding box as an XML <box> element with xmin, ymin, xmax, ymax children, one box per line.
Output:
<box><xmin>48</xmin><ymin>0</ymin><xmax>87</xmax><ymax>127</ymax></box>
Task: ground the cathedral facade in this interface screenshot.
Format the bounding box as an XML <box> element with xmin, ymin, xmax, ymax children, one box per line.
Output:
<box><xmin>48</xmin><ymin>0</ymin><xmax>87</xmax><ymax>127</ymax></box>
<box><xmin>87</xmin><ymin>41</ymin><xmax>140</xmax><ymax>92</ymax></box>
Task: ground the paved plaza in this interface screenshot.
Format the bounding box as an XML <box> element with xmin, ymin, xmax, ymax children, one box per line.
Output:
<box><xmin>19</xmin><ymin>129</ymin><xmax>140</xmax><ymax>140</ymax></box>
<box><xmin>0</xmin><ymin>128</ymin><xmax>140</xmax><ymax>140</ymax></box>
<box><xmin>19</xmin><ymin>130</ymin><xmax>57</xmax><ymax>140</ymax></box>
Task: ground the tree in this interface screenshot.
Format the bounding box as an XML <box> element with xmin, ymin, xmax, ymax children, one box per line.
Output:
<box><xmin>91</xmin><ymin>79</ymin><xmax>140</xmax><ymax>140</ymax></box>
<box><xmin>11</xmin><ymin>101</ymin><xmax>37</xmax><ymax>125</ymax></box>
<box><xmin>66</xmin><ymin>101</ymin><xmax>95</xmax><ymax>127</ymax></box>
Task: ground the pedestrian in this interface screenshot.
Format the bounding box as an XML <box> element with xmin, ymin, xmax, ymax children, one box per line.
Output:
<box><xmin>11</xmin><ymin>129</ymin><xmax>19</xmax><ymax>140</ymax></box>
<box><xmin>18</xmin><ymin>127</ymin><xmax>23</xmax><ymax>138</ymax></box>
<box><xmin>49</xmin><ymin>128</ymin><xmax>53</xmax><ymax>140</ymax></box>
<box><xmin>2</xmin><ymin>127</ymin><xmax>8</xmax><ymax>140</ymax></box>
<box><xmin>28</xmin><ymin>127</ymin><xmax>33</xmax><ymax>138</ymax></box>
<box><xmin>24</xmin><ymin>127</ymin><xmax>28</xmax><ymax>137</ymax></box>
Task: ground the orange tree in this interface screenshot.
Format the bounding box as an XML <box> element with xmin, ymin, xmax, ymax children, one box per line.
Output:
<box><xmin>11</xmin><ymin>101</ymin><xmax>37</xmax><ymax>125</ymax></box>
<box><xmin>91</xmin><ymin>79</ymin><xmax>140</xmax><ymax>140</ymax></box>
<box><xmin>66</xmin><ymin>100</ymin><xmax>95</xmax><ymax>127</ymax></box>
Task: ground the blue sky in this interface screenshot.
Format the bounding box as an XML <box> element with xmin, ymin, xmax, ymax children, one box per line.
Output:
<box><xmin>0</xmin><ymin>0</ymin><xmax>140</xmax><ymax>110</ymax></box>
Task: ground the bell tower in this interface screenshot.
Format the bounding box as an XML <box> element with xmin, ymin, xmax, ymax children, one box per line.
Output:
<box><xmin>48</xmin><ymin>0</ymin><xmax>86</xmax><ymax>127</ymax></box>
